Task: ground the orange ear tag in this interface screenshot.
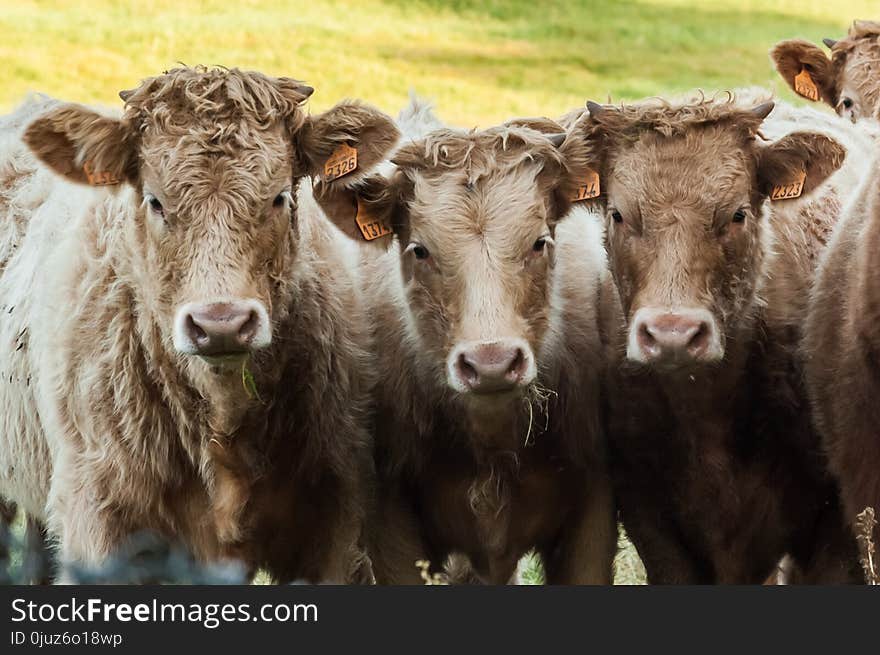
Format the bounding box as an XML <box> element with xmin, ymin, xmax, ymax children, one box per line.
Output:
<box><xmin>770</xmin><ymin>170</ymin><xmax>806</xmax><ymax>201</ymax></box>
<box><xmin>83</xmin><ymin>160</ymin><xmax>121</xmax><ymax>186</ymax></box>
<box><xmin>355</xmin><ymin>198</ymin><xmax>392</xmax><ymax>241</ymax></box>
<box><xmin>794</xmin><ymin>68</ymin><xmax>820</xmax><ymax>102</ymax></box>
<box><xmin>570</xmin><ymin>168</ymin><xmax>601</xmax><ymax>202</ymax></box>
<box><xmin>323</xmin><ymin>143</ymin><xmax>358</xmax><ymax>182</ymax></box>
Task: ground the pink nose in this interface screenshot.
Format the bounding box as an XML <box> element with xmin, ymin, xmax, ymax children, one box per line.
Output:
<box><xmin>631</xmin><ymin>308</ymin><xmax>721</xmax><ymax>363</ymax></box>
<box><xmin>452</xmin><ymin>341</ymin><xmax>532</xmax><ymax>393</ymax></box>
<box><xmin>180</xmin><ymin>301</ymin><xmax>267</xmax><ymax>356</ymax></box>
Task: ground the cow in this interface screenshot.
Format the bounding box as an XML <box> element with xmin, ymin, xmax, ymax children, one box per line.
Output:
<box><xmin>314</xmin><ymin>103</ymin><xmax>618</xmax><ymax>584</ymax></box>
<box><xmin>772</xmin><ymin>20</ymin><xmax>880</xmax><ymax>122</ymax></box>
<box><xmin>0</xmin><ymin>66</ymin><xmax>399</xmax><ymax>582</ymax></box>
<box><xmin>566</xmin><ymin>95</ymin><xmax>866</xmax><ymax>583</ymax></box>
<box><xmin>803</xmin><ymin>151</ymin><xmax>880</xmax><ymax>582</ymax></box>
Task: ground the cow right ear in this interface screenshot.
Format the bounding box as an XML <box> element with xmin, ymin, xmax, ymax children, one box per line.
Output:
<box><xmin>23</xmin><ymin>104</ymin><xmax>137</xmax><ymax>186</ymax></box>
<box><xmin>770</xmin><ymin>39</ymin><xmax>837</xmax><ymax>106</ymax></box>
<box><xmin>313</xmin><ymin>174</ymin><xmax>398</xmax><ymax>251</ymax></box>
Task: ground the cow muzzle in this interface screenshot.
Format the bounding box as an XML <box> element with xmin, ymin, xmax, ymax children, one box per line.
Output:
<box><xmin>173</xmin><ymin>300</ymin><xmax>271</xmax><ymax>363</ymax></box>
<box><xmin>447</xmin><ymin>338</ymin><xmax>536</xmax><ymax>395</ymax></box>
<box><xmin>627</xmin><ymin>307</ymin><xmax>722</xmax><ymax>365</ymax></box>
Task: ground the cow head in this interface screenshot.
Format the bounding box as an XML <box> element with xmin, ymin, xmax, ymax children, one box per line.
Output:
<box><xmin>568</xmin><ymin>99</ymin><xmax>845</xmax><ymax>369</ymax></box>
<box><xmin>316</xmin><ymin>121</ymin><xmax>592</xmax><ymax>423</ymax></box>
<box><xmin>24</xmin><ymin>67</ymin><xmax>398</xmax><ymax>380</ymax></box>
<box><xmin>772</xmin><ymin>21</ymin><xmax>880</xmax><ymax>121</ymax></box>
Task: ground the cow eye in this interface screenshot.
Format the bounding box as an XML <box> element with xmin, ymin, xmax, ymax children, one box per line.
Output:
<box><xmin>611</xmin><ymin>209</ymin><xmax>623</xmax><ymax>223</ymax></box>
<box><xmin>842</xmin><ymin>97</ymin><xmax>854</xmax><ymax>109</ymax></box>
<box><xmin>146</xmin><ymin>195</ymin><xmax>164</xmax><ymax>216</ymax></box>
<box><xmin>533</xmin><ymin>237</ymin><xmax>547</xmax><ymax>252</ymax></box>
<box><xmin>406</xmin><ymin>243</ymin><xmax>430</xmax><ymax>261</ymax></box>
<box><xmin>273</xmin><ymin>191</ymin><xmax>290</xmax><ymax>208</ymax></box>
<box><xmin>732</xmin><ymin>208</ymin><xmax>747</xmax><ymax>224</ymax></box>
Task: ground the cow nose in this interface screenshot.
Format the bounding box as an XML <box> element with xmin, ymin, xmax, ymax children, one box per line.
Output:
<box><xmin>174</xmin><ymin>300</ymin><xmax>271</xmax><ymax>356</ymax></box>
<box><xmin>628</xmin><ymin>308</ymin><xmax>722</xmax><ymax>363</ymax></box>
<box><xmin>450</xmin><ymin>340</ymin><xmax>534</xmax><ymax>393</ymax></box>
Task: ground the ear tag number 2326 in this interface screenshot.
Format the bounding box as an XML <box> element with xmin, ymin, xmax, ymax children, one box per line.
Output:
<box><xmin>324</xmin><ymin>144</ymin><xmax>358</xmax><ymax>182</ymax></box>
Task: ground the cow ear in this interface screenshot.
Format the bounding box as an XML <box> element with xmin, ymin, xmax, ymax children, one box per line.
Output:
<box><xmin>756</xmin><ymin>131</ymin><xmax>846</xmax><ymax>199</ymax></box>
<box><xmin>296</xmin><ymin>101</ymin><xmax>400</xmax><ymax>186</ymax></box>
<box><xmin>770</xmin><ymin>39</ymin><xmax>837</xmax><ymax>106</ymax></box>
<box><xmin>23</xmin><ymin>104</ymin><xmax>137</xmax><ymax>186</ymax></box>
<box><xmin>313</xmin><ymin>173</ymin><xmax>399</xmax><ymax>252</ymax></box>
<box><xmin>553</xmin><ymin>110</ymin><xmax>607</xmax><ymax>216</ymax></box>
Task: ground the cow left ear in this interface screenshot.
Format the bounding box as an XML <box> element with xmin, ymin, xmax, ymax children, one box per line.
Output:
<box><xmin>552</xmin><ymin>106</ymin><xmax>607</xmax><ymax>215</ymax></box>
<box><xmin>755</xmin><ymin>131</ymin><xmax>846</xmax><ymax>199</ymax></box>
<box><xmin>313</xmin><ymin>173</ymin><xmax>399</xmax><ymax>252</ymax></box>
<box><xmin>296</xmin><ymin>101</ymin><xmax>400</xmax><ymax>186</ymax></box>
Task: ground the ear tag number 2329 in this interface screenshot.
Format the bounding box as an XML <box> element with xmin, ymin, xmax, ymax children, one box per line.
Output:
<box><xmin>324</xmin><ymin>144</ymin><xmax>358</xmax><ymax>182</ymax></box>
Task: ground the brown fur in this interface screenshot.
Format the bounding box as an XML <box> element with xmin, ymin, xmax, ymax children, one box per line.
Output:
<box><xmin>570</xmin><ymin>98</ymin><xmax>861</xmax><ymax>583</ymax></box>
<box><xmin>318</xmin><ymin>121</ymin><xmax>618</xmax><ymax>584</ymax></box>
<box><xmin>6</xmin><ymin>68</ymin><xmax>400</xmax><ymax>582</ymax></box>
<box><xmin>772</xmin><ymin>21</ymin><xmax>880</xmax><ymax>120</ymax></box>
<box><xmin>804</xmin><ymin>155</ymin><xmax>880</xmax><ymax>569</ymax></box>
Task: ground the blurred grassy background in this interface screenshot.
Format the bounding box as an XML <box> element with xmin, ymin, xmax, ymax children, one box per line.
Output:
<box><xmin>0</xmin><ymin>1</ymin><xmax>873</xmax><ymax>125</ymax></box>
<box><xmin>2</xmin><ymin>0</ymin><xmax>872</xmax><ymax>585</ymax></box>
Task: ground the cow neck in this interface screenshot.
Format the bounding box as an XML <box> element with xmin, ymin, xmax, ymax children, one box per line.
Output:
<box><xmin>853</xmin><ymin>184</ymin><xmax>880</xmax><ymax>362</ymax></box>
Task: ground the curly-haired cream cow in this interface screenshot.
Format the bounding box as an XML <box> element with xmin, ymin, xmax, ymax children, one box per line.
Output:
<box><xmin>772</xmin><ymin>20</ymin><xmax>880</xmax><ymax>121</ymax></box>
<box><xmin>0</xmin><ymin>67</ymin><xmax>399</xmax><ymax>582</ymax></box>
<box><xmin>317</xmin><ymin>111</ymin><xmax>618</xmax><ymax>584</ymax></box>
<box><xmin>568</xmin><ymin>97</ymin><xmax>864</xmax><ymax>583</ymax></box>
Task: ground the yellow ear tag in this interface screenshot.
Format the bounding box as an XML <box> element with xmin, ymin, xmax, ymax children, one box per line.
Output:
<box><xmin>770</xmin><ymin>170</ymin><xmax>806</xmax><ymax>201</ymax></box>
<box><xmin>794</xmin><ymin>68</ymin><xmax>820</xmax><ymax>102</ymax></box>
<box><xmin>355</xmin><ymin>198</ymin><xmax>392</xmax><ymax>241</ymax></box>
<box><xmin>570</xmin><ymin>168</ymin><xmax>601</xmax><ymax>202</ymax></box>
<box><xmin>323</xmin><ymin>144</ymin><xmax>358</xmax><ymax>182</ymax></box>
<box><xmin>83</xmin><ymin>160</ymin><xmax>121</xmax><ymax>186</ymax></box>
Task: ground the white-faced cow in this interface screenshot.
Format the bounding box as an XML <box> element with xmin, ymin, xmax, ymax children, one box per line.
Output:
<box><xmin>315</xmin><ymin>103</ymin><xmax>618</xmax><ymax>584</ymax></box>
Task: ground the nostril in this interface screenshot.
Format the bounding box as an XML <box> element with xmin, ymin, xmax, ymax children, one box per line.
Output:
<box><xmin>457</xmin><ymin>353</ymin><xmax>479</xmax><ymax>387</ymax></box>
<box><xmin>185</xmin><ymin>314</ymin><xmax>209</xmax><ymax>346</ymax></box>
<box><xmin>687</xmin><ymin>322</ymin><xmax>710</xmax><ymax>354</ymax></box>
<box><xmin>506</xmin><ymin>348</ymin><xmax>526</xmax><ymax>380</ymax></box>
<box><xmin>638</xmin><ymin>323</ymin><xmax>656</xmax><ymax>347</ymax></box>
<box><xmin>237</xmin><ymin>310</ymin><xmax>258</xmax><ymax>345</ymax></box>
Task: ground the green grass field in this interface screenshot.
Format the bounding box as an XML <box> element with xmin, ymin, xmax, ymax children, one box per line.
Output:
<box><xmin>0</xmin><ymin>0</ymin><xmax>873</xmax><ymax>124</ymax></box>
<box><xmin>2</xmin><ymin>0</ymin><xmax>872</xmax><ymax>585</ymax></box>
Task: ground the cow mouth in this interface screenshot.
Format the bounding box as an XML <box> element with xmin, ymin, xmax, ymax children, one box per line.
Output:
<box><xmin>198</xmin><ymin>352</ymin><xmax>250</xmax><ymax>369</ymax></box>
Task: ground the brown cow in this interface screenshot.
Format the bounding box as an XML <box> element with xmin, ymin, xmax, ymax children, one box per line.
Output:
<box><xmin>803</xmin><ymin>154</ymin><xmax>880</xmax><ymax>580</ymax></box>
<box><xmin>567</xmin><ymin>97</ymin><xmax>862</xmax><ymax>583</ymax></box>
<box><xmin>772</xmin><ymin>20</ymin><xmax>880</xmax><ymax>121</ymax></box>
<box><xmin>316</xmin><ymin>114</ymin><xmax>618</xmax><ymax>584</ymax></box>
<box><xmin>0</xmin><ymin>67</ymin><xmax>399</xmax><ymax>582</ymax></box>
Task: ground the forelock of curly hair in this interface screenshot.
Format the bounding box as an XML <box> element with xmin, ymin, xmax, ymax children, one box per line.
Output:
<box><xmin>119</xmin><ymin>66</ymin><xmax>313</xmax><ymax>138</ymax></box>
<box><xmin>392</xmin><ymin>125</ymin><xmax>568</xmax><ymax>186</ymax></box>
